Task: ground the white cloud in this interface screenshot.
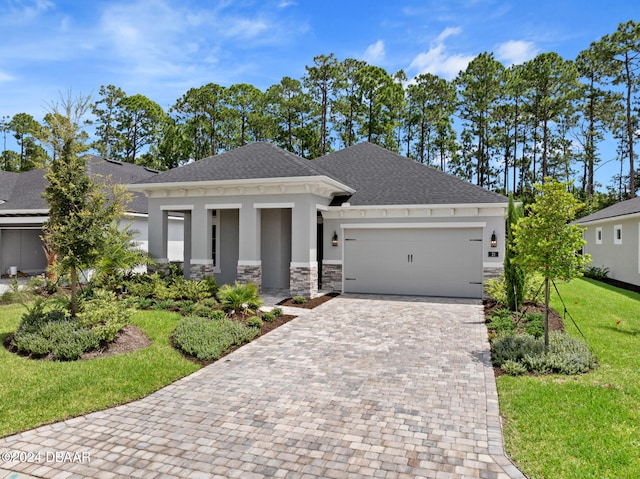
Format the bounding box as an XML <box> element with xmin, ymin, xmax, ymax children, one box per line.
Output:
<box><xmin>362</xmin><ymin>40</ymin><xmax>385</xmax><ymax>64</ymax></box>
<box><xmin>407</xmin><ymin>27</ymin><xmax>475</xmax><ymax>80</ymax></box>
<box><xmin>6</xmin><ymin>0</ymin><xmax>54</xmax><ymax>20</ymax></box>
<box><xmin>0</xmin><ymin>71</ymin><xmax>14</xmax><ymax>82</ymax></box>
<box><xmin>496</xmin><ymin>40</ymin><xmax>538</xmax><ymax>66</ymax></box>
<box><xmin>436</xmin><ymin>26</ymin><xmax>462</xmax><ymax>43</ymax></box>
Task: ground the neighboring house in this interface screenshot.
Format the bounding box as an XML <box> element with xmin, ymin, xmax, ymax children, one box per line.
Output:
<box><xmin>0</xmin><ymin>155</ymin><xmax>184</xmax><ymax>277</ymax></box>
<box><xmin>131</xmin><ymin>142</ymin><xmax>508</xmax><ymax>299</ymax></box>
<box><xmin>577</xmin><ymin>196</ymin><xmax>640</xmax><ymax>287</ymax></box>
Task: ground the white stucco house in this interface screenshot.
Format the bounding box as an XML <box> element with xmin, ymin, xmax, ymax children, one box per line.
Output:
<box><xmin>130</xmin><ymin>142</ymin><xmax>508</xmax><ymax>299</ymax></box>
<box><xmin>0</xmin><ymin>155</ymin><xmax>183</xmax><ymax>277</ymax></box>
<box><xmin>577</xmin><ymin>196</ymin><xmax>640</xmax><ymax>287</ymax></box>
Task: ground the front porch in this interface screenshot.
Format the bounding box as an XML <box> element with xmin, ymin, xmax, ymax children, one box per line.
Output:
<box><xmin>148</xmin><ymin>197</ymin><xmax>328</xmax><ymax>298</ymax></box>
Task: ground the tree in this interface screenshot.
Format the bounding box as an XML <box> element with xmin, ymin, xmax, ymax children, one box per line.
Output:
<box><xmin>91</xmin><ymin>85</ymin><xmax>127</xmax><ymax>159</ymax></box>
<box><xmin>521</xmin><ymin>53</ymin><xmax>581</xmax><ymax>182</ymax></box>
<box><xmin>117</xmin><ymin>94</ymin><xmax>167</xmax><ymax>164</ymax></box>
<box><xmin>266</xmin><ymin>76</ymin><xmax>316</xmax><ymax>156</ymax></box>
<box><xmin>8</xmin><ymin>113</ymin><xmax>48</xmax><ymax>170</ymax></box>
<box><xmin>332</xmin><ymin>58</ymin><xmax>366</xmax><ymax>147</ymax></box>
<box><xmin>226</xmin><ymin>84</ymin><xmax>263</xmax><ymax>147</ymax></box>
<box><xmin>407</xmin><ymin>73</ymin><xmax>456</xmax><ymax>166</ymax></box>
<box><xmin>456</xmin><ymin>52</ymin><xmax>504</xmax><ymax>187</ymax></box>
<box><xmin>172</xmin><ymin>83</ymin><xmax>229</xmax><ymax>160</ymax></box>
<box><xmin>595</xmin><ymin>21</ymin><xmax>640</xmax><ymax>197</ymax></box>
<box><xmin>304</xmin><ymin>53</ymin><xmax>340</xmax><ymax>156</ymax></box>
<box><xmin>504</xmin><ymin>194</ymin><xmax>525</xmax><ymax>311</ymax></box>
<box><xmin>513</xmin><ymin>179</ymin><xmax>590</xmax><ymax>350</ymax></box>
<box><xmin>42</xmin><ymin>93</ymin><xmax>129</xmax><ymax>316</ymax></box>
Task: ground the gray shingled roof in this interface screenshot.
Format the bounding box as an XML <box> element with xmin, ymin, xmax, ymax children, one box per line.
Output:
<box><xmin>0</xmin><ymin>171</ymin><xmax>19</xmax><ymax>204</ymax></box>
<box><xmin>0</xmin><ymin>156</ymin><xmax>157</xmax><ymax>214</ymax></box>
<box><xmin>577</xmin><ymin>196</ymin><xmax>640</xmax><ymax>224</ymax></box>
<box><xmin>313</xmin><ymin>142</ymin><xmax>507</xmax><ymax>205</ymax></box>
<box><xmin>135</xmin><ymin>142</ymin><xmax>329</xmax><ymax>185</ymax></box>
<box><xmin>133</xmin><ymin>141</ymin><xmax>507</xmax><ymax>206</ymax></box>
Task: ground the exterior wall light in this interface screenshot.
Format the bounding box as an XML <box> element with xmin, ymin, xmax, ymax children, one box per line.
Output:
<box><xmin>490</xmin><ymin>231</ymin><xmax>497</xmax><ymax>248</ymax></box>
<box><xmin>332</xmin><ymin>231</ymin><xmax>338</xmax><ymax>247</ymax></box>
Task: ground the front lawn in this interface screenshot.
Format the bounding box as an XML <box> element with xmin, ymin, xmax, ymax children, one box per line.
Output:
<box><xmin>497</xmin><ymin>278</ymin><xmax>640</xmax><ymax>479</ymax></box>
<box><xmin>0</xmin><ymin>304</ymin><xmax>200</xmax><ymax>438</ymax></box>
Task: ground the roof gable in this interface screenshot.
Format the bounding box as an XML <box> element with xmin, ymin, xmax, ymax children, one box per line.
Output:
<box><xmin>134</xmin><ymin>142</ymin><xmax>329</xmax><ymax>185</ymax></box>
<box><xmin>577</xmin><ymin>196</ymin><xmax>640</xmax><ymax>224</ymax></box>
<box><xmin>312</xmin><ymin>142</ymin><xmax>507</xmax><ymax>206</ymax></box>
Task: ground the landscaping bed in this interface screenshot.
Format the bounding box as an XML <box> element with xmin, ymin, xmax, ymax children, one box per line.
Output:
<box><xmin>278</xmin><ymin>291</ymin><xmax>339</xmax><ymax>308</ymax></box>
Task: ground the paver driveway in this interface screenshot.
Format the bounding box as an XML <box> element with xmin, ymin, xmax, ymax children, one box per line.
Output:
<box><xmin>0</xmin><ymin>295</ymin><xmax>524</xmax><ymax>479</ymax></box>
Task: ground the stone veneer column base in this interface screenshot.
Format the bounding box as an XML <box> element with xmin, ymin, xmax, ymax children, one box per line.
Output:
<box><xmin>190</xmin><ymin>260</ymin><xmax>214</xmax><ymax>280</ymax></box>
<box><xmin>290</xmin><ymin>263</ymin><xmax>318</xmax><ymax>298</ymax></box>
<box><xmin>483</xmin><ymin>264</ymin><xmax>504</xmax><ymax>300</ymax></box>
<box><xmin>321</xmin><ymin>263</ymin><xmax>342</xmax><ymax>292</ymax></box>
<box><xmin>236</xmin><ymin>263</ymin><xmax>262</xmax><ymax>290</ymax></box>
<box><xmin>149</xmin><ymin>258</ymin><xmax>171</xmax><ymax>276</ymax></box>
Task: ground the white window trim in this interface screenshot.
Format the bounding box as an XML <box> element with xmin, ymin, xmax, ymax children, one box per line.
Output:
<box><xmin>614</xmin><ymin>224</ymin><xmax>622</xmax><ymax>245</ymax></box>
<box><xmin>595</xmin><ymin>227</ymin><xmax>603</xmax><ymax>245</ymax></box>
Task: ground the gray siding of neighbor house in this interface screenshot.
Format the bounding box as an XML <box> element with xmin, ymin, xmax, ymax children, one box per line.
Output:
<box><xmin>1</xmin><ymin>229</ymin><xmax>47</xmax><ymax>275</ymax></box>
<box><xmin>584</xmin><ymin>217</ymin><xmax>640</xmax><ymax>286</ymax></box>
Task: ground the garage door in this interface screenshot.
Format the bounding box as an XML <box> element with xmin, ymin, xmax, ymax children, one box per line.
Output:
<box><xmin>343</xmin><ymin>227</ymin><xmax>483</xmax><ymax>298</ymax></box>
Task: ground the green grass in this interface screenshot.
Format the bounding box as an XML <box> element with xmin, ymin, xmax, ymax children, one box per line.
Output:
<box><xmin>0</xmin><ymin>304</ymin><xmax>200</xmax><ymax>438</ymax></box>
<box><xmin>497</xmin><ymin>278</ymin><xmax>640</xmax><ymax>479</ymax></box>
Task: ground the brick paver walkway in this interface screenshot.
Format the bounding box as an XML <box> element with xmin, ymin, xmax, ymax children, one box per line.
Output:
<box><xmin>0</xmin><ymin>295</ymin><xmax>524</xmax><ymax>478</ymax></box>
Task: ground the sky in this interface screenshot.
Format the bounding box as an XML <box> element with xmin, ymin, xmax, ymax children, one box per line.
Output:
<box><xmin>0</xmin><ymin>0</ymin><xmax>638</xmax><ymax>189</ymax></box>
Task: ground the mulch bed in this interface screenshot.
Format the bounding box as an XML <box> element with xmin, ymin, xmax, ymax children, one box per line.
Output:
<box><xmin>592</xmin><ymin>277</ymin><xmax>640</xmax><ymax>295</ymax></box>
<box><xmin>277</xmin><ymin>292</ymin><xmax>340</xmax><ymax>309</ymax></box>
<box><xmin>81</xmin><ymin>325</ymin><xmax>152</xmax><ymax>359</ymax></box>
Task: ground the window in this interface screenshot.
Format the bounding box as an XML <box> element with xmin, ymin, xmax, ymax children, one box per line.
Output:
<box><xmin>595</xmin><ymin>227</ymin><xmax>602</xmax><ymax>245</ymax></box>
<box><xmin>614</xmin><ymin>224</ymin><xmax>622</xmax><ymax>245</ymax></box>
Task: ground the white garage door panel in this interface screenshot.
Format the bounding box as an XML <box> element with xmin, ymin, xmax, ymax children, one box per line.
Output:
<box><xmin>343</xmin><ymin>228</ymin><xmax>483</xmax><ymax>298</ymax></box>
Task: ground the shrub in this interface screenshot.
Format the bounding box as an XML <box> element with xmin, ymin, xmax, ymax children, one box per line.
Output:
<box><xmin>201</xmin><ymin>275</ymin><xmax>218</xmax><ymax>296</ymax></box>
<box><xmin>12</xmin><ymin>301</ymin><xmax>100</xmax><ymax>361</ymax></box>
<box><xmin>485</xmin><ymin>272</ymin><xmax>545</xmax><ymax>307</ymax></box>
<box><xmin>192</xmin><ymin>298</ymin><xmax>223</xmax><ymax>319</ymax></box>
<box><xmin>523</xmin><ymin>312</ymin><xmax>544</xmax><ymax>338</ymax></box>
<box><xmin>491</xmin><ymin>333</ymin><xmax>544</xmax><ymax>367</ymax></box>
<box><xmin>134</xmin><ymin>297</ymin><xmax>153</xmax><ymax>309</ymax></box>
<box><xmin>177</xmin><ymin>300</ymin><xmax>197</xmax><ymax>314</ymax></box>
<box><xmin>488</xmin><ymin>309</ymin><xmax>516</xmax><ymax>335</ymax></box>
<box><xmin>77</xmin><ymin>290</ymin><xmax>132</xmax><ymax>343</ymax></box>
<box><xmin>261</xmin><ymin>311</ymin><xmax>276</xmax><ymax>322</ymax></box>
<box><xmin>271</xmin><ymin>307</ymin><xmax>283</xmax><ymax>317</ymax></box>
<box><xmin>173</xmin><ymin>316</ymin><xmax>259</xmax><ymax>360</ymax></box>
<box><xmin>484</xmin><ymin>277</ymin><xmax>507</xmax><ymax>305</ymax></box>
<box><xmin>292</xmin><ymin>296</ymin><xmax>307</xmax><ymax>304</ymax></box>
<box><xmin>491</xmin><ymin>332</ymin><xmax>596</xmax><ymax>375</ymax></box>
<box><xmin>217</xmin><ymin>282</ymin><xmax>262</xmax><ymax>313</ymax></box>
<box><xmin>583</xmin><ymin>265</ymin><xmax>609</xmax><ymax>280</ymax></box>
<box><xmin>151</xmin><ymin>299</ymin><xmax>177</xmax><ymax>310</ymax></box>
<box><xmin>123</xmin><ymin>273</ymin><xmax>163</xmax><ymax>299</ymax></box>
<box><xmin>246</xmin><ymin>316</ymin><xmax>263</xmax><ymax>328</ymax></box>
<box><xmin>179</xmin><ymin>280</ymin><xmax>212</xmax><ymax>302</ymax></box>
<box><xmin>500</xmin><ymin>359</ymin><xmax>528</xmax><ymax>376</ymax></box>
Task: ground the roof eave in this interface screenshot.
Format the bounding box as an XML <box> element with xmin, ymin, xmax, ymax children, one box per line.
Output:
<box><xmin>128</xmin><ymin>175</ymin><xmax>355</xmax><ymax>196</ymax></box>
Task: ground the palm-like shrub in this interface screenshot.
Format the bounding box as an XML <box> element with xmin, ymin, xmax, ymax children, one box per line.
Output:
<box><xmin>216</xmin><ymin>282</ymin><xmax>262</xmax><ymax>314</ymax></box>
